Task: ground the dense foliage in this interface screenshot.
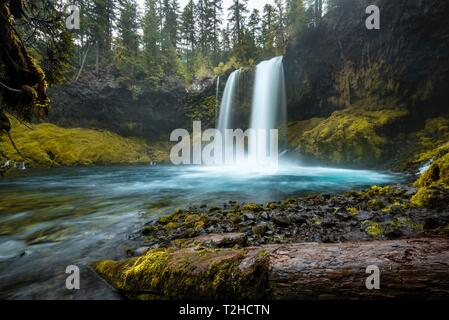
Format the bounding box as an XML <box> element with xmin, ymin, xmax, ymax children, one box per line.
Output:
<box><xmin>68</xmin><ymin>0</ymin><xmax>319</xmax><ymax>83</ymax></box>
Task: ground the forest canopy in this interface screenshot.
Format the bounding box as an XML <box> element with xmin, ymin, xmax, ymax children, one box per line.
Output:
<box><xmin>0</xmin><ymin>0</ymin><xmax>330</xmax><ymax>131</ymax></box>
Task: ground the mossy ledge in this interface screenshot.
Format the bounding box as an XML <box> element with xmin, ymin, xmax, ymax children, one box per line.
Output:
<box><xmin>411</xmin><ymin>143</ymin><xmax>449</xmax><ymax>207</ymax></box>
<box><xmin>93</xmin><ymin>247</ymin><xmax>270</xmax><ymax>300</ymax></box>
<box><xmin>0</xmin><ymin>118</ymin><xmax>155</xmax><ymax>167</ymax></box>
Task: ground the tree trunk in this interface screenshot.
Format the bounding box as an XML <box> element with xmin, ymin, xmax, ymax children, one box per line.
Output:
<box><xmin>268</xmin><ymin>238</ymin><xmax>449</xmax><ymax>299</ymax></box>
<box><xmin>95</xmin><ymin>41</ymin><xmax>99</xmax><ymax>74</ymax></box>
<box><xmin>94</xmin><ymin>238</ymin><xmax>449</xmax><ymax>300</ymax></box>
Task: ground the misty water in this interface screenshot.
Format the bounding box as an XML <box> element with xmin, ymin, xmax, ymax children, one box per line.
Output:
<box><xmin>0</xmin><ymin>165</ymin><xmax>400</xmax><ymax>299</ymax></box>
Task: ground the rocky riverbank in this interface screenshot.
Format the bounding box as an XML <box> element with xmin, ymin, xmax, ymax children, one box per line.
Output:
<box><xmin>133</xmin><ymin>185</ymin><xmax>449</xmax><ymax>251</ymax></box>
<box><xmin>93</xmin><ymin>177</ymin><xmax>449</xmax><ymax>299</ymax></box>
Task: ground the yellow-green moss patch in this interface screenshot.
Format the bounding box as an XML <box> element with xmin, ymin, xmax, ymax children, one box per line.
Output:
<box><xmin>297</xmin><ymin>109</ymin><xmax>408</xmax><ymax>166</ymax></box>
<box><xmin>93</xmin><ymin>247</ymin><xmax>270</xmax><ymax>300</ymax></box>
<box><xmin>0</xmin><ymin>119</ymin><xmax>151</xmax><ymax>167</ymax></box>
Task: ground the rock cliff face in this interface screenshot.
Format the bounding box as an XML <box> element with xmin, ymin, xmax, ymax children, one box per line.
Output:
<box><xmin>284</xmin><ymin>0</ymin><xmax>449</xmax><ymax>168</ymax></box>
<box><xmin>48</xmin><ymin>70</ymin><xmax>188</xmax><ymax>141</ymax></box>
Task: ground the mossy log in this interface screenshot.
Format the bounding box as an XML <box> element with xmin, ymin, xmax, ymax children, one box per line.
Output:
<box><xmin>94</xmin><ymin>238</ymin><xmax>449</xmax><ymax>300</ymax></box>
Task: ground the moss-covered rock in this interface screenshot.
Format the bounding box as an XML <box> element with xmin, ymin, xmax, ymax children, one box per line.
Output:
<box><xmin>0</xmin><ymin>118</ymin><xmax>153</xmax><ymax>167</ymax></box>
<box><xmin>295</xmin><ymin>109</ymin><xmax>408</xmax><ymax>166</ymax></box>
<box><xmin>411</xmin><ymin>149</ymin><xmax>449</xmax><ymax>207</ymax></box>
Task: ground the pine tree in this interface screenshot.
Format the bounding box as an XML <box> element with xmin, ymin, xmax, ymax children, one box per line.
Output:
<box><xmin>179</xmin><ymin>0</ymin><xmax>197</xmax><ymax>79</ymax></box>
<box><xmin>228</xmin><ymin>0</ymin><xmax>249</xmax><ymax>48</ymax></box>
<box><xmin>162</xmin><ymin>0</ymin><xmax>179</xmax><ymax>49</ymax></box>
<box><xmin>160</xmin><ymin>0</ymin><xmax>182</xmax><ymax>77</ymax></box>
<box><xmin>287</xmin><ymin>0</ymin><xmax>307</xmax><ymax>39</ymax></box>
<box><xmin>247</xmin><ymin>9</ymin><xmax>261</xmax><ymax>48</ymax></box>
<box><xmin>210</xmin><ymin>0</ymin><xmax>223</xmax><ymax>64</ymax></box>
<box><xmin>142</xmin><ymin>0</ymin><xmax>163</xmax><ymax>84</ymax></box>
<box><xmin>306</xmin><ymin>0</ymin><xmax>323</xmax><ymax>26</ymax></box>
<box><xmin>115</xmin><ymin>0</ymin><xmax>140</xmax><ymax>77</ymax></box>
<box><xmin>221</xmin><ymin>24</ymin><xmax>232</xmax><ymax>62</ymax></box>
<box><xmin>86</xmin><ymin>0</ymin><xmax>115</xmax><ymax>72</ymax></box>
<box><xmin>195</xmin><ymin>0</ymin><xmax>208</xmax><ymax>53</ymax></box>
<box><xmin>274</xmin><ymin>0</ymin><xmax>287</xmax><ymax>53</ymax></box>
<box><xmin>261</xmin><ymin>4</ymin><xmax>276</xmax><ymax>58</ymax></box>
<box><xmin>180</xmin><ymin>0</ymin><xmax>196</xmax><ymax>53</ymax></box>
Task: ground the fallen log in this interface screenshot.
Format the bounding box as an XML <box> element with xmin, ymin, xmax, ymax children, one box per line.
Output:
<box><xmin>93</xmin><ymin>238</ymin><xmax>449</xmax><ymax>300</ymax></box>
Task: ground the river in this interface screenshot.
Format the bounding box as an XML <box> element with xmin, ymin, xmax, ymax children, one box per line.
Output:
<box><xmin>0</xmin><ymin>165</ymin><xmax>399</xmax><ymax>299</ymax></box>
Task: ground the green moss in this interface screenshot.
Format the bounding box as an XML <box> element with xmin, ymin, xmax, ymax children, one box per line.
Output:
<box><xmin>266</xmin><ymin>202</ymin><xmax>278</xmax><ymax>210</ymax></box>
<box><xmin>365</xmin><ymin>222</ymin><xmax>384</xmax><ymax>238</ymax></box>
<box><xmin>142</xmin><ymin>225</ymin><xmax>157</xmax><ymax>236</ymax></box>
<box><xmin>184</xmin><ymin>214</ymin><xmax>209</xmax><ymax>231</ymax></box>
<box><xmin>252</xmin><ymin>224</ymin><xmax>267</xmax><ymax>237</ymax></box>
<box><xmin>165</xmin><ymin>222</ymin><xmax>180</xmax><ymax>230</ymax></box>
<box><xmin>298</xmin><ymin>109</ymin><xmax>408</xmax><ymax>166</ymax></box>
<box><xmin>287</xmin><ymin>118</ymin><xmax>325</xmax><ymax>148</ymax></box>
<box><xmin>93</xmin><ymin>247</ymin><xmax>270</xmax><ymax>299</ymax></box>
<box><xmin>159</xmin><ymin>213</ymin><xmax>177</xmax><ymax>224</ymax></box>
<box><xmin>241</xmin><ymin>203</ymin><xmax>263</xmax><ymax>212</ymax></box>
<box><xmin>367</xmin><ymin>199</ymin><xmax>385</xmax><ymax>209</ymax></box>
<box><xmin>347</xmin><ymin>207</ymin><xmax>358</xmax><ymax>216</ymax></box>
<box><xmin>0</xmin><ymin>119</ymin><xmax>151</xmax><ymax>167</ymax></box>
<box><xmin>412</xmin><ymin>149</ymin><xmax>449</xmax><ymax>207</ymax></box>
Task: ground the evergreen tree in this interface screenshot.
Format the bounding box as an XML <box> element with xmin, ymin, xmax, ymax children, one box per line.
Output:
<box><xmin>160</xmin><ymin>0</ymin><xmax>182</xmax><ymax>77</ymax></box>
<box><xmin>180</xmin><ymin>0</ymin><xmax>196</xmax><ymax>53</ymax></box>
<box><xmin>261</xmin><ymin>4</ymin><xmax>276</xmax><ymax>57</ymax></box>
<box><xmin>162</xmin><ymin>0</ymin><xmax>180</xmax><ymax>48</ymax></box>
<box><xmin>142</xmin><ymin>0</ymin><xmax>163</xmax><ymax>84</ymax></box>
<box><xmin>195</xmin><ymin>0</ymin><xmax>208</xmax><ymax>53</ymax></box>
<box><xmin>180</xmin><ymin>0</ymin><xmax>197</xmax><ymax>79</ymax></box>
<box><xmin>86</xmin><ymin>0</ymin><xmax>115</xmax><ymax>72</ymax></box>
<box><xmin>221</xmin><ymin>24</ymin><xmax>232</xmax><ymax>62</ymax></box>
<box><xmin>228</xmin><ymin>0</ymin><xmax>249</xmax><ymax>61</ymax></box>
<box><xmin>247</xmin><ymin>9</ymin><xmax>261</xmax><ymax>48</ymax></box>
<box><xmin>274</xmin><ymin>0</ymin><xmax>287</xmax><ymax>53</ymax></box>
<box><xmin>210</xmin><ymin>0</ymin><xmax>223</xmax><ymax>64</ymax></box>
<box><xmin>115</xmin><ymin>0</ymin><xmax>140</xmax><ymax>77</ymax></box>
<box><xmin>287</xmin><ymin>0</ymin><xmax>308</xmax><ymax>39</ymax></box>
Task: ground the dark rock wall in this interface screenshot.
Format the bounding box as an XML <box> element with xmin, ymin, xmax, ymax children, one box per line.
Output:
<box><xmin>48</xmin><ymin>72</ymin><xmax>188</xmax><ymax>141</ymax></box>
<box><xmin>284</xmin><ymin>0</ymin><xmax>449</xmax><ymax>122</ymax></box>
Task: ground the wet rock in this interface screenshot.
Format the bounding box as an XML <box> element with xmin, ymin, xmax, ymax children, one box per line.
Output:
<box><xmin>385</xmin><ymin>229</ymin><xmax>403</xmax><ymax>239</ymax></box>
<box><xmin>321</xmin><ymin>219</ymin><xmax>336</xmax><ymax>228</ymax></box>
<box><xmin>272</xmin><ymin>216</ymin><xmax>292</xmax><ymax>227</ymax></box>
<box><xmin>173</xmin><ymin>233</ymin><xmax>248</xmax><ymax>249</ymax></box>
<box><xmin>135</xmin><ymin>247</ymin><xmax>150</xmax><ymax>256</ymax></box>
<box><xmin>252</xmin><ymin>223</ymin><xmax>268</xmax><ymax>237</ymax></box>
<box><xmin>355</xmin><ymin>211</ymin><xmax>373</xmax><ymax>221</ymax></box>
<box><xmin>243</xmin><ymin>213</ymin><xmax>255</xmax><ymax>221</ymax></box>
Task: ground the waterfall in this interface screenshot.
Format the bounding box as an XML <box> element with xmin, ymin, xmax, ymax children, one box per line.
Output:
<box><xmin>250</xmin><ymin>56</ymin><xmax>286</xmax><ymax>131</ymax></box>
<box><xmin>249</xmin><ymin>56</ymin><xmax>286</xmax><ymax>166</ymax></box>
<box><xmin>215</xmin><ymin>76</ymin><xmax>220</xmax><ymax>123</ymax></box>
<box><xmin>217</xmin><ymin>69</ymin><xmax>241</xmax><ymax>133</ymax></box>
<box><xmin>215</xmin><ymin>57</ymin><xmax>286</xmax><ymax>170</ymax></box>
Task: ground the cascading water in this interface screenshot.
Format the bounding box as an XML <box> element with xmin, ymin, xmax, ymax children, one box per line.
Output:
<box><xmin>249</xmin><ymin>56</ymin><xmax>287</xmax><ymax>168</ymax></box>
<box><xmin>215</xmin><ymin>76</ymin><xmax>220</xmax><ymax>122</ymax></box>
<box><xmin>217</xmin><ymin>69</ymin><xmax>241</xmax><ymax>133</ymax></box>
<box><xmin>250</xmin><ymin>56</ymin><xmax>286</xmax><ymax>131</ymax></box>
<box><xmin>215</xmin><ymin>57</ymin><xmax>286</xmax><ymax>170</ymax></box>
